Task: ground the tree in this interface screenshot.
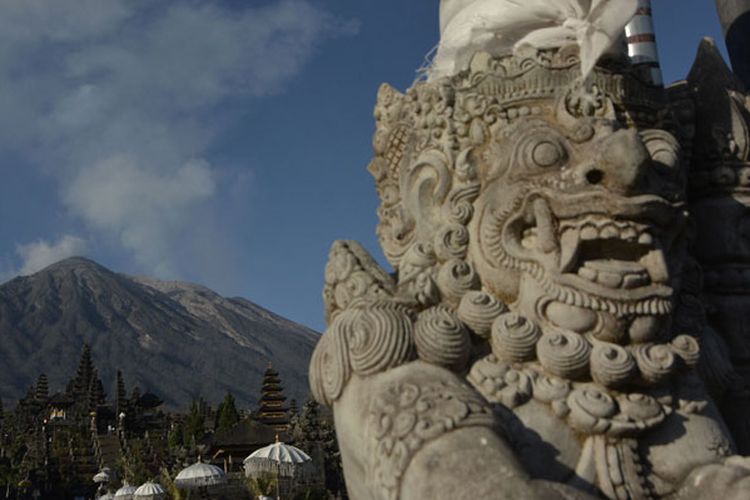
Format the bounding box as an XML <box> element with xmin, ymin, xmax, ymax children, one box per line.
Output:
<box><xmin>184</xmin><ymin>399</ymin><xmax>207</xmax><ymax>443</ymax></box>
<box><xmin>215</xmin><ymin>392</ymin><xmax>240</xmax><ymax>434</ymax></box>
<box><xmin>160</xmin><ymin>467</ymin><xmax>183</xmax><ymax>500</ymax></box>
<box><xmin>245</xmin><ymin>473</ymin><xmax>277</xmax><ymax>498</ymax></box>
<box><xmin>168</xmin><ymin>422</ymin><xmax>184</xmax><ymax>449</ymax></box>
<box><xmin>290</xmin><ymin>400</ymin><xmax>345</xmax><ymax>496</ymax></box>
<box><xmin>116</xmin><ymin>370</ymin><xmax>128</xmax><ymax>415</ymax></box>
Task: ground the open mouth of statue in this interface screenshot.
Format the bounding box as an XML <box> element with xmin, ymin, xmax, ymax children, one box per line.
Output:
<box><xmin>502</xmin><ymin>193</ymin><xmax>681</xmax><ymax>303</ymax></box>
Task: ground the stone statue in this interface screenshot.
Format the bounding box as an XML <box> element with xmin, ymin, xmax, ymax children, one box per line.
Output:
<box><xmin>310</xmin><ymin>2</ymin><xmax>750</xmax><ymax>498</ymax></box>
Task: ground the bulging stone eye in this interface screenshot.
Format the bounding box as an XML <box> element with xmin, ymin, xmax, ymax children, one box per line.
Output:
<box><xmin>511</xmin><ymin>127</ymin><xmax>569</xmax><ymax>175</ymax></box>
<box><xmin>532</xmin><ymin>141</ymin><xmax>564</xmax><ymax>167</ymax></box>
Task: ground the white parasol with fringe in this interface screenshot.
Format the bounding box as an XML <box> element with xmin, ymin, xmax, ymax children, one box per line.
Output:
<box><xmin>93</xmin><ymin>470</ymin><xmax>110</xmax><ymax>484</ymax></box>
<box><xmin>114</xmin><ymin>483</ymin><xmax>137</xmax><ymax>500</ymax></box>
<box><xmin>133</xmin><ymin>482</ymin><xmax>166</xmax><ymax>500</ymax></box>
<box><xmin>244</xmin><ymin>437</ymin><xmax>312</xmax><ymax>500</ymax></box>
<box><xmin>243</xmin><ymin>437</ymin><xmax>312</xmax><ymax>478</ymax></box>
<box><xmin>175</xmin><ymin>461</ymin><xmax>227</xmax><ymax>489</ymax></box>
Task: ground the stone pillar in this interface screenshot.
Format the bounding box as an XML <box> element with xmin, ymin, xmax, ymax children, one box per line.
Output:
<box><xmin>625</xmin><ymin>0</ymin><xmax>663</xmax><ymax>85</ymax></box>
<box><xmin>716</xmin><ymin>0</ymin><xmax>750</xmax><ymax>87</ymax></box>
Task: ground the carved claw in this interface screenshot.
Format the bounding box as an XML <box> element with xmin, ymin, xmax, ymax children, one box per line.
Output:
<box><xmin>323</xmin><ymin>240</ymin><xmax>396</xmax><ymax>322</ymax></box>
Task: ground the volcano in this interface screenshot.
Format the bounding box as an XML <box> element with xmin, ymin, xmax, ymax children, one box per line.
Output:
<box><xmin>0</xmin><ymin>257</ymin><xmax>319</xmax><ymax>409</ymax></box>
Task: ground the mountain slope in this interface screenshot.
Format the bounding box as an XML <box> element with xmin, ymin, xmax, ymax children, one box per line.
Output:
<box><xmin>0</xmin><ymin>257</ymin><xmax>319</xmax><ymax>409</ymax></box>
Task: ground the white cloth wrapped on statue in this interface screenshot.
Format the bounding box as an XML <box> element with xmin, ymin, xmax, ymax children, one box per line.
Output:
<box><xmin>430</xmin><ymin>0</ymin><xmax>639</xmax><ymax>80</ymax></box>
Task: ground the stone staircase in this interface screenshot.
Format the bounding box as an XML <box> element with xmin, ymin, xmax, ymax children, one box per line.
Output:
<box><xmin>96</xmin><ymin>433</ymin><xmax>123</xmax><ymax>470</ymax></box>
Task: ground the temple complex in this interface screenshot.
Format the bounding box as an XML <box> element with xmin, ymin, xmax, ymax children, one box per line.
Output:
<box><xmin>0</xmin><ymin>346</ymin><xmax>318</xmax><ymax>498</ymax></box>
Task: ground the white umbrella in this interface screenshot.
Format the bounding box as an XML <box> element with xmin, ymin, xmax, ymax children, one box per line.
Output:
<box><xmin>133</xmin><ymin>482</ymin><xmax>166</xmax><ymax>500</ymax></box>
<box><xmin>175</xmin><ymin>461</ymin><xmax>227</xmax><ymax>489</ymax></box>
<box><xmin>243</xmin><ymin>440</ymin><xmax>311</xmax><ymax>477</ymax></box>
<box><xmin>98</xmin><ymin>494</ymin><xmax>115</xmax><ymax>500</ymax></box>
<box><xmin>114</xmin><ymin>483</ymin><xmax>137</xmax><ymax>500</ymax></box>
<box><xmin>93</xmin><ymin>471</ymin><xmax>110</xmax><ymax>484</ymax></box>
<box><xmin>244</xmin><ymin>438</ymin><xmax>312</xmax><ymax>500</ymax></box>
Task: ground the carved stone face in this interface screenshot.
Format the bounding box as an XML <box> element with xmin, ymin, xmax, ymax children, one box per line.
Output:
<box><xmin>469</xmin><ymin>107</ymin><xmax>687</xmax><ymax>344</ymax></box>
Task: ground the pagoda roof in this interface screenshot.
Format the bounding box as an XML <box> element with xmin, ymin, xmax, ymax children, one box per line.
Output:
<box><xmin>263</xmin><ymin>364</ymin><xmax>279</xmax><ymax>376</ymax></box>
<box><xmin>48</xmin><ymin>393</ymin><xmax>74</xmax><ymax>407</ymax></box>
<box><xmin>138</xmin><ymin>392</ymin><xmax>163</xmax><ymax>409</ymax></box>
<box><xmin>260</xmin><ymin>394</ymin><xmax>286</xmax><ymax>401</ymax></box>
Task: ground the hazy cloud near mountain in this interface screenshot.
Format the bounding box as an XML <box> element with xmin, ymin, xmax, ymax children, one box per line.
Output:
<box><xmin>9</xmin><ymin>235</ymin><xmax>88</xmax><ymax>278</ymax></box>
<box><xmin>0</xmin><ymin>0</ymin><xmax>357</xmax><ymax>285</ymax></box>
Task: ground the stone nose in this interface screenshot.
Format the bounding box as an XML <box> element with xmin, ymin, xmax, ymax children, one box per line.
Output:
<box><xmin>582</xmin><ymin>129</ymin><xmax>650</xmax><ymax>195</ymax></box>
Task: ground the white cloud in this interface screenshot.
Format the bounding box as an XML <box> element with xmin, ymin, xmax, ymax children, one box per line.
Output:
<box><xmin>0</xmin><ymin>0</ymin><xmax>131</xmax><ymax>43</ymax></box>
<box><xmin>0</xmin><ymin>0</ymin><xmax>356</xmax><ymax>281</ymax></box>
<box><xmin>64</xmin><ymin>156</ymin><xmax>216</xmax><ymax>277</ymax></box>
<box><xmin>16</xmin><ymin>235</ymin><xmax>88</xmax><ymax>276</ymax></box>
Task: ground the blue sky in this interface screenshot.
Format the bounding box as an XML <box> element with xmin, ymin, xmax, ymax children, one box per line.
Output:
<box><xmin>0</xmin><ymin>1</ymin><xmax>729</xmax><ymax>332</ymax></box>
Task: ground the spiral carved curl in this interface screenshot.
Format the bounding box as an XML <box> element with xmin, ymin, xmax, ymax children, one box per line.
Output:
<box><xmin>491</xmin><ymin>312</ymin><xmax>541</xmax><ymax>362</ymax></box>
<box><xmin>434</xmin><ymin>224</ymin><xmax>470</xmax><ymax>261</ymax></box>
<box><xmin>537</xmin><ymin>329</ymin><xmax>591</xmax><ymax>380</ymax></box>
<box><xmin>670</xmin><ymin>334</ymin><xmax>701</xmax><ymax>369</ymax></box>
<box><xmin>457</xmin><ymin>291</ymin><xmax>509</xmax><ymax>339</ymax></box>
<box><xmin>436</xmin><ymin>258</ymin><xmax>481</xmax><ymax>306</ymax></box>
<box><xmin>632</xmin><ymin>343</ymin><xmax>677</xmax><ymax>384</ymax></box>
<box><xmin>590</xmin><ymin>342</ymin><xmax>637</xmax><ymax>388</ymax></box>
<box><xmin>414</xmin><ymin>306</ymin><xmax>472</xmax><ymax>372</ymax></box>
<box><xmin>310</xmin><ymin>302</ymin><xmax>416</xmax><ymax>407</ymax></box>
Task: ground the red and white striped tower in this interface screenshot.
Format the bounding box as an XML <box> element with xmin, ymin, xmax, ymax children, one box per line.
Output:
<box><xmin>625</xmin><ymin>0</ymin><xmax>664</xmax><ymax>86</ymax></box>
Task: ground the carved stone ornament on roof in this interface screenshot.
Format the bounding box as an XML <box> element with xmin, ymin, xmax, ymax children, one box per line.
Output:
<box><xmin>309</xmin><ymin>5</ymin><xmax>750</xmax><ymax>500</ymax></box>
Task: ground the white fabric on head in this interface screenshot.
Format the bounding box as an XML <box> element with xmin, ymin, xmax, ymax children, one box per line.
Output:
<box><xmin>431</xmin><ymin>0</ymin><xmax>638</xmax><ymax>81</ymax></box>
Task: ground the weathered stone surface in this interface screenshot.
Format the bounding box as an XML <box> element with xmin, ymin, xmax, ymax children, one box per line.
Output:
<box><xmin>310</xmin><ymin>4</ymin><xmax>750</xmax><ymax>499</ymax></box>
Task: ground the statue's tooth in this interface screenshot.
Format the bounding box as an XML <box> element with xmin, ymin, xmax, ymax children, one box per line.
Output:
<box><xmin>533</xmin><ymin>198</ymin><xmax>558</xmax><ymax>253</ymax></box>
<box><xmin>638</xmin><ymin>232</ymin><xmax>654</xmax><ymax>245</ymax></box>
<box><xmin>578</xmin><ymin>266</ymin><xmax>598</xmax><ymax>281</ymax></box>
<box><xmin>581</xmin><ymin>225</ymin><xmax>598</xmax><ymax>240</ymax></box>
<box><xmin>601</xmin><ymin>224</ymin><xmax>619</xmax><ymax>239</ymax></box>
<box><xmin>597</xmin><ymin>270</ymin><xmax>623</xmax><ymax>288</ymax></box>
<box><xmin>658</xmin><ymin>300</ymin><xmax>670</xmax><ymax>315</ymax></box>
<box><xmin>581</xmin><ymin>294</ymin><xmax>591</xmax><ymax>308</ymax></box>
<box><xmin>621</xmin><ymin>226</ymin><xmax>637</xmax><ymax>241</ymax></box>
<box><xmin>641</xmin><ymin>249</ymin><xmax>669</xmax><ymax>284</ymax></box>
<box><xmin>559</xmin><ymin>229</ymin><xmax>580</xmax><ymax>272</ymax></box>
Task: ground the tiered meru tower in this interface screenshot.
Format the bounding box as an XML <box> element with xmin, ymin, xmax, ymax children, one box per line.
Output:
<box><xmin>256</xmin><ymin>364</ymin><xmax>289</xmax><ymax>432</ymax></box>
